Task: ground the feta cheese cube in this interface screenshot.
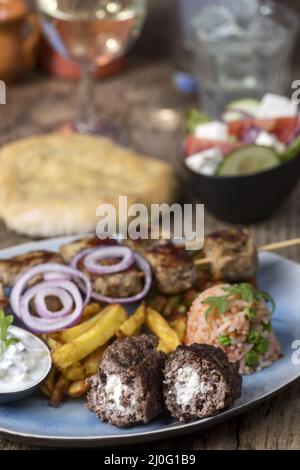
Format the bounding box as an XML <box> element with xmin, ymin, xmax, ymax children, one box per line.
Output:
<box><xmin>185</xmin><ymin>148</ymin><xmax>223</xmax><ymax>176</ymax></box>
<box><xmin>255</xmin><ymin>130</ymin><xmax>285</xmax><ymax>153</ymax></box>
<box><xmin>257</xmin><ymin>93</ymin><xmax>298</xmax><ymax>119</ymax></box>
<box><xmin>194</xmin><ymin>121</ymin><xmax>229</xmax><ymax>141</ymax></box>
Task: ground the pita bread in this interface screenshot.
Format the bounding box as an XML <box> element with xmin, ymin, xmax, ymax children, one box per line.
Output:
<box><xmin>0</xmin><ymin>134</ymin><xmax>177</xmax><ymax>237</ymax></box>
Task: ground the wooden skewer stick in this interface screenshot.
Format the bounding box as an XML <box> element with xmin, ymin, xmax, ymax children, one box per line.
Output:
<box><xmin>195</xmin><ymin>237</ymin><xmax>300</xmax><ymax>267</ymax></box>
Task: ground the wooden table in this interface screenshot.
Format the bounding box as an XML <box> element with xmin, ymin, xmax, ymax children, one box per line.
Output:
<box><xmin>1</xmin><ymin>3</ymin><xmax>300</xmax><ymax>451</ymax></box>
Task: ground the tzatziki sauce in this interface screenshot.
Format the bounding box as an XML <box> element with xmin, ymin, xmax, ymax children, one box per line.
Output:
<box><xmin>0</xmin><ymin>326</ymin><xmax>51</xmax><ymax>393</ymax></box>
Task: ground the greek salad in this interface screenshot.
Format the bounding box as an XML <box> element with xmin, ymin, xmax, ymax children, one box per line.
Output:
<box><xmin>184</xmin><ymin>94</ymin><xmax>300</xmax><ymax>177</ymax></box>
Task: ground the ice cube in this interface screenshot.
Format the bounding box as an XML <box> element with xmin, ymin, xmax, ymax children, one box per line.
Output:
<box><xmin>192</xmin><ymin>6</ymin><xmax>243</xmax><ymax>42</ymax></box>
<box><xmin>223</xmin><ymin>0</ymin><xmax>259</xmax><ymax>27</ymax></box>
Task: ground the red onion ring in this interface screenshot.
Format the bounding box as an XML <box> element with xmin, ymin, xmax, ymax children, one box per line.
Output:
<box><xmin>34</xmin><ymin>283</ymin><xmax>73</xmax><ymax>319</ymax></box>
<box><xmin>10</xmin><ymin>263</ymin><xmax>92</xmax><ymax>333</ymax></box>
<box><xmin>90</xmin><ymin>253</ymin><xmax>152</xmax><ymax>304</ymax></box>
<box><xmin>20</xmin><ymin>280</ymin><xmax>84</xmax><ymax>334</ymax></box>
<box><xmin>44</xmin><ymin>272</ymin><xmax>71</xmax><ymax>281</ymax></box>
<box><xmin>71</xmin><ymin>246</ymin><xmax>134</xmax><ymax>275</ymax></box>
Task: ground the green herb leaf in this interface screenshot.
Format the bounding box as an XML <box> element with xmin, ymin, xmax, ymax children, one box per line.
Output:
<box><xmin>247</xmin><ymin>329</ymin><xmax>260</xmax><ymax>344</ymax></box>
<box><xmin>0</xmin><ymin>310</ymin><xmax>19</xmax><ymax>353</ymax></box>
<box><xmin>256</xmin><ymin>337</ymin><xmax>269</xmax><ymax>354</ymax></box>
<box><xmin>262</xmin><ymin>322</ymin><xmax>272</xmax><ymax>332</ymax></box>
<box><xmin>224</xmin><ymin>283</ymin><xmax>255</xmax><ymax>303</ymax></box>
<box><xmin>218</xmin><ymin>335</ymin><xmax>232</xmax><ymax>347</ymax></box>
<box><xmin>245</xmin><ymin>350</ymin><xmax>260</xmax><ymax>367</ymax></box>
<box><xmin>223</xmin><ymin>283</ymin><xmax>275</xmax><ymax>313</ymax></box>
<box><xmin>254</xmin><ymin>290</ymin><xmax>276</xmax><ymax>314</ymax></box>
<box><xmin>244</xmin><ymin>307</ymin><xmax>256</xmax><ymax>321</ymax></box>
<box><xmin>202</xmin><ymin>295</ymin><xmax>228</xmax><ymax>321</ymax></box>
<box><xmin>202</xmin><ymin>283</ymin><xmax>275</xmax><ymax>322</ymax></box>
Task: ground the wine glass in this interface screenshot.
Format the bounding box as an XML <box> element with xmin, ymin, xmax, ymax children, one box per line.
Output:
<box><xmin>35</xmin><ymin>0</ymin><xmax>147</xmax><ymax>135</ymax></box>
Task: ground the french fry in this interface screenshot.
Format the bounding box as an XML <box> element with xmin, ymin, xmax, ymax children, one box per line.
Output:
<box><xmin>82</xmin><ymin>302</ymin><xmax>102</xmax><ymax>320</ymax></box>
<box><xmin>157</xmin><ymin>340</ymin><xmax>170</xmax><ymax>354</ymax></box>
<box><xmin>116</xmin><ymin>303</ymin><xmax>145</xmax><ymax>338</ymax></box>
<box><xmin>83</xmin><ymin>346</ymin><xmax>106</xmax><ymax>377</ymax></box>
<box><xmin>170</xmin><ymin>315</ymin><xmax>187</xmax><ymax>343</ymax></box>
<box><xmin>50</xmin><ymin>375</ymin><xmax>69</xmax><ymax>407</ymax></box>
<box><xmin>62</xmin><ymin>362</ymin><xmax>85</xmax><ymax>381</ymax></box>
<box><xmin>43</xmin><ymin>366</ymin><xmax>57</xmax><ymax>395</ymax></box>
<box><xmin>45</xmin><ymin>337</ymin><xmax>62</xmax><ymax>351</ymax></box>
<box><xmin>52</xmin><ymin>304</ymin><xmax>128</xmax><ymax>369</ymax></box>
<box><xmin>58</xmin><ymin>308</ymin><xmax>105</xmax><ymax>343</ymax></box>
<box><xmin>67</xmin><ymin>380</ymin><xmax>90</xmax><ymax>398</ymax></box>
<box><xmin>40</xmin><ymin>384</ymin><xmax>51</xmax><ymax>397</ymax></box>
<box><xmin>146</xmin><ymin>307</ymin><xmax>181</xmax><ymax>353</ymax></box>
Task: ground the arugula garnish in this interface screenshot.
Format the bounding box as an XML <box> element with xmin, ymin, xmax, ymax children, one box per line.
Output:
<box><xmin>0</xmin><ymin>310</ymin><xmax>19</xmax><ymax>355</ymax></box>
<box><xmin>202</xmin><ymin>283</ymin><xmax>275</xmax><ymax>321</ymax></box>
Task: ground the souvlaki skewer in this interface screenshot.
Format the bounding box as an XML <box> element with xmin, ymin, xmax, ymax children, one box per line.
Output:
<box><xmin>195</xmin><ymin>229</ymin><xmax>300</xmax><ymax>281</ymax></box>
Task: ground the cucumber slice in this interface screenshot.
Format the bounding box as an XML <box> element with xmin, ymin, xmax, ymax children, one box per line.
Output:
<box><xmin>218</xmin><ymin>145</ymin><xmax>280</xmax><ymax>176</ymax></box>
<box><xmin>226</xmin><ymin>98</ymin><xmax>260</xmax><ymax>117</ymax></box>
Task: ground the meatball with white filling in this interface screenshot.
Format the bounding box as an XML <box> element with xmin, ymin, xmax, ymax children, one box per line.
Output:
<box><xmin>163</xmin><ymin>344</ymin><xmax>242</xmax><ymax>422</ymax></box>
<box><xmin>87</xmin><ymin>335</ymin><xmax>165</xmax><ymax>428</ymax></box>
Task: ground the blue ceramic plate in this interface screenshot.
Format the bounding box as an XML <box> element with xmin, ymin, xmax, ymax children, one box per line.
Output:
<box><xmin>0</xmin><ymin>236</ymin><xmax>300</xmax><ymax>447</ymax></box>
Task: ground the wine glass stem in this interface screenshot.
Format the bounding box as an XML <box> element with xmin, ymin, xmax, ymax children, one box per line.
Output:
<box><xmin>75</xmin><ymin>64</ymin><xmax>98</xmax><ymax>133</ymax></box>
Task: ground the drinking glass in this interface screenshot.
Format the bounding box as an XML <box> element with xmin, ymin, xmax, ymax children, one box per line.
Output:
<box><xmin>191</xmin><ymin>0</ymin><xmax>299</xmax><ymax>118</ymax></box>
<box><xmin>36</xmin><ymin>0</ymin><xmax>147</xmax><ymax>135</ymax></box>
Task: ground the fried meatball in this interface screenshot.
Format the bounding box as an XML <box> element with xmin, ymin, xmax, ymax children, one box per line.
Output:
<box><xmin>87</xmin><ymin>335</ymin><xmax>165</xmax><ymax>428</ymax></box>
<box><xmin>163</xmin><ymin>344</ymin><xmax>242</xmax><ymax>422</ymax></box>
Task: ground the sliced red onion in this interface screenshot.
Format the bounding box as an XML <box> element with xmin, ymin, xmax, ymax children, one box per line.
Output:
<box><xmin>242</xmin><ymin>126</ymin><xmax>261</xmax><ymax>144</ymax></box>
<box><xmin>44</xmin><ymin>272</ymin><xmax>71</xmax><ymax>281</ymax></box>
<box><xmin>10</xmin><ymin>263</ymin><xmax>92</xmax><ymax>333</ymax></box>
<box><xmin>34</xmin><ymin>283</ymin><xmax>73</xmax><ymax>319</ymax></box>
<box><xmin>71</xmin><ymin>246</ymin><xmax>134</xmax><ymax>275</ymax></box>
<box><xmin>90</xmin><ymin>253</ymin><xmax>152</xmax><ymax>304</ymax></box>
<box><xmin>20</xmin><ymin>280</ymin><xmax>84</xmax><ymax>334</ymax></box>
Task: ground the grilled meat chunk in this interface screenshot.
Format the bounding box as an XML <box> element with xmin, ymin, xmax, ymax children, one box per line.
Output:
<box><xmin>62</xmin><ymin>237</ymin><xmax>144</xmax><ymax>299</ymax></box>
<box><xmin>91</xmin><ymin>267</ymin><xmax>144</xmax><ymax>298</ymax></box>
<box><xmin>204</xmin><ymin>228</ymin><xmax>258</xmax><ymax>282</ymax></box>
<box><xmin>60</xmin><ymin>237</ymin><xmax>117</xmax><ymax>263</ymax></box>
<box><xmin>163</xmin><ymin>344</ymin><xmax>242</xmax><ymax>422</ymax></box>
<box><xmin>0</xmin><ymin>251</ymin><xmax>63</xmax><ymax>287</ymax></box>
<box><xmin>87</xmin><ymin>335</ymin><xmax>165</xmax><ymax>428</ymax></box>
<box><xmin>143</xmin><ymin>243</ymin><xmax>197</xmax><ymax>295</ymax></box>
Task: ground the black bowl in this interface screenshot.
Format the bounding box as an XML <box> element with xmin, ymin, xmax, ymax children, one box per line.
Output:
<box><xmin>177</xmin><ymin>150</ymin><xmax>300</xmax><ymax>224</ymax></box>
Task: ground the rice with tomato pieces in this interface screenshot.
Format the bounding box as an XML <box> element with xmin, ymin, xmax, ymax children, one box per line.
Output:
<box><xmin>184</xmin><ymin>284</ymin><xmax>281</xmax><ymax>374</ymax></box>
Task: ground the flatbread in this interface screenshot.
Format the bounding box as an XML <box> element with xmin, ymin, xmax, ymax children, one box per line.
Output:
<box><xmin>0</xmin><ymin>134</ymin><xmax>177</xmax><ymax>237</ymax></box>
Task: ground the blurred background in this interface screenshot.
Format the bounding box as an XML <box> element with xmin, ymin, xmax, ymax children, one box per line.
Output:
<box><xmin>1</xmin><ymin>0</ymin><xmax>300</xmax><ymax>246</ymax></box>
